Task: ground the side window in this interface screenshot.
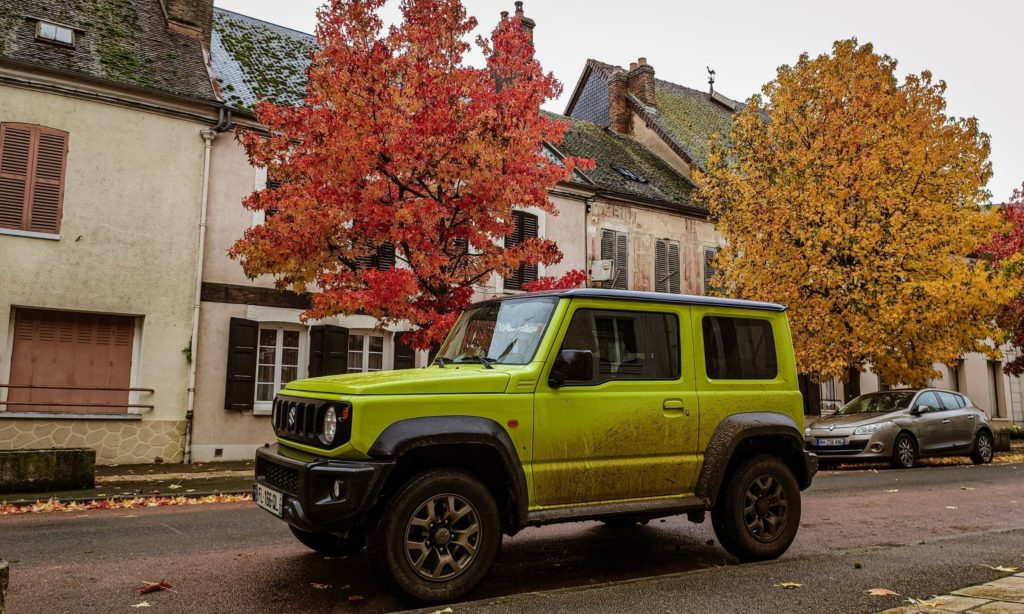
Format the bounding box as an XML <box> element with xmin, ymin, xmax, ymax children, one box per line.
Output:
<box><xmin>557</xmin><ymin>309</ymin><xmax>679</xmax><ymax>385</ymax></box>
<box><xmin>937</xmin><ymin>391</ymin><xmax>962</xmax><ymax>411</ymax></box>
<box><xmin>702</xmin><ymin>316</ymin><xmax>777</xmax><ymax>380</ymax></box>
<box><xmin>916</xmin><ymin>391</ymin><xmax>942</xmax><ymax>412</ymax></box>
<box><xmin>955</xmin><ymin>394</ymin><xmax>968</xmax><ymax>408</ymax></box>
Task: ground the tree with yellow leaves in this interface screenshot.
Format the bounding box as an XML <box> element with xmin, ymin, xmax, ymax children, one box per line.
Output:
<box><xmin>696</xmin><ymin>39</ymin><xmax>1013</xmax><ymax>385</ymax></box>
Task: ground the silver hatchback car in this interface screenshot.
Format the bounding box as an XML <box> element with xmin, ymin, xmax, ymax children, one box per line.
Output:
<box><xmin>805</xmin><ymin>389</ymin><xmax>995</xmax><ymax>468</ymax></box>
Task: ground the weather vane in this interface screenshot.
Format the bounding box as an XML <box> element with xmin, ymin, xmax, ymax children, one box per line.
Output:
<box><xmin>707</xmin><ymin>66</ymin><xmax>716</xmax><ymax>95</ymax></box>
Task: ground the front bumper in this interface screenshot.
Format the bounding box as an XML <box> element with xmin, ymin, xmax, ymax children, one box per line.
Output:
<box><xmin>254</xmin><ymin>443</ymin><xmax>393</xmax><ymax>533</ymax></box>
<box><xmin>805</xmin><ymin>428</ymin><xmax>899</xmax><ymax>461</ymax></box>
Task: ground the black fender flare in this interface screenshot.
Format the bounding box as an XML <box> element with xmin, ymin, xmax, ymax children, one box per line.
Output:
<box><xmin>694</xmin><ymin>411</ymin><xmax>812</xmax><ymax>506</ymax></box>
<box><xmin>368</xmin><ymin>416</ymin><xmax>529</xmax><ymax>531</ymax></box>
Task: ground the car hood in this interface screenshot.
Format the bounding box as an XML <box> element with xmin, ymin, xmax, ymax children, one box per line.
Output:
<box><xmin>283</xmin><ymin>365</ymin><xmax>512</xmax><ymax>396</ymax></box>
<box><xmin>809</xmin><ymin>411</ymin><xmax>901</xmax><ymax>430</ymax></box>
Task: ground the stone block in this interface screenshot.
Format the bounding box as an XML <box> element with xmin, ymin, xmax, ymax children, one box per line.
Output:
<box><xmin>0</xmin><ymin>448</ymin><xmax>95</xmax><ymax>493</ymax></box>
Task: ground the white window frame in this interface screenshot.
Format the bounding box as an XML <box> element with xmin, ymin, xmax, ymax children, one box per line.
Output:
<box><xmin>254</xmin><ymin>323</ymin><xmax>307</xmax><ymax>414</ymax></box>
<box><xmin>347</xmin><ymin>330</ymin><xmax>393</xmax><ymax>373</ymax></box>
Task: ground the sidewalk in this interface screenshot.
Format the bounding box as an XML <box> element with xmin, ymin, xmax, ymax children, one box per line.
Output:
<box><xmin>877</xmin><ymin>574</ymin><xmax>1024</xmax><ymax>614</ymax></box>
<box><xmin>0</xmin><ymin>460</ymin><xmax>254</xmax><ymax>505</ymax></box>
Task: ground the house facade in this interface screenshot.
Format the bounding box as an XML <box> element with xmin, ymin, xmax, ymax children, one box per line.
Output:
<box><xmin>0</xmin><ymin>0</ymin><xmax>224</xmax><ymax>463</ymax></box>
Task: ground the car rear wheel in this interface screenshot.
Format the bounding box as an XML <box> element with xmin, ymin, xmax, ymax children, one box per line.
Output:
<box><xmin>369</xmin><ymin>469</ymin><xmax>501</xmax><ymax>604</ymax></box>
<box><xmin>970</xmin><ymin>431</ymin><xmax>994</xmax><ymax>465</ymax></box>
<box><xmin>711</xmin><ymin>454</ymin><xmax>801</xmax><ymax>562</ymax></box>
<box><xmin>891</xmin><ymin>433</ymin><xmax>917</xmax><ymax>469</ymax></box>
<box><xmin>289</xmin><ymin>525</ymin><xmax>365</xmax><ymax>556</ymax></box>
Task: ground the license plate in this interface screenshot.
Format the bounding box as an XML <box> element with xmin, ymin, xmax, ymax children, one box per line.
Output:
<box><xmin>816</xmin><ymin>438</ymin><xmax>845</xmax><ymax>447</ymax></box>
<box><xmin>254</xmin><ymin>483</ymin><xmax>283</xmax><ymax>517</ymax></box>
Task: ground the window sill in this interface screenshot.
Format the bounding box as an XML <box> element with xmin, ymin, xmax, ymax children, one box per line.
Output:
<box><xmin>0</xmin><ymin>412</ymin><xmax>142</xmax><ymax>421</ymax></box>
<box><xmin>253</xmin><ymin>407</ymin><xmax>272</xmax><ymax>416</ymax></box>
<box><xmin>0</xmin><ymin>228</ymin><xmax>60</xmax><ymax>241</ymax></box>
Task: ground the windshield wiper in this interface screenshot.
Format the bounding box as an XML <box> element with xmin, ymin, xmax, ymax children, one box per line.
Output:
<box><xmin>436</xmin><ymin>357</ymin><xmax>446</xmax><ymax>368</ymax></box>
<box><xmin>456</xmin><ymin>356</ymin><xmax>495</xmax><ymax>369</ymax></box>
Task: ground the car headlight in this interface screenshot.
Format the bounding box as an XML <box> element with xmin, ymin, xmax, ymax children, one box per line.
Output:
<box><xmin>853</xmin><ymin>421</ymin><xmax>895</xmax><ymax>435</ymax></box>
<box><xmin>804</xmin><ymin>427</ymin><xmax>811</xmax><ymax>437</ymax></box>
<box><xmin>321</xmin><ymin>405</ymin><xmax>338</xmax><ymax>445</ymax></box>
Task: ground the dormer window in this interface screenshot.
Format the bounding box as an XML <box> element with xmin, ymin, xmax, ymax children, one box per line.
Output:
<box><xmin>36</xmin><ymin>21</ymin><xmax>75</xmax><ymax>47</ymax></box>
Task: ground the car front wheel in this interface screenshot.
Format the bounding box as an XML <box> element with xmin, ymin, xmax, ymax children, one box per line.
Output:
<box><xmin>711</xmin><ymin>455</ymin><xmax>801</xmax><ymax>562</ymax></box>
<box><xmin>369</xmin><ymin>469</ymin><xmax>501</xmax><ymax>604</ymax></box>
<box><xmin>970</xmin><ymin>431</ymin><xmax>994</xmax><ymax>465</ymax></box>
<box><xmin>891</xmin><ymin>433</ymin><xmax>917</xmax><ymax>469</ymax></box>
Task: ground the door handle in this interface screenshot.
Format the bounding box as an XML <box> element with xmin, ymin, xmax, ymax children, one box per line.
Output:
<box><xmin>941</xmin><ymin>419</ymin><xmax>951</xmax><ymax>424</ymax></box>
<box><xmin>663</xmin><ymin>399</ymin><xmax>690</xmax><ymax>417</ymax></box>
<box><xmin>967</xmin><ymin>415</ymin><xmax>975</xmax><ymax>420</ymax></box>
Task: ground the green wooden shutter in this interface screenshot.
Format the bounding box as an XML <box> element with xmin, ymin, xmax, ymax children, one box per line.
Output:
<box><xmin>224</xmin><ymin>317</ymin><xmax>258</xmax><ymax>410</ymax></box>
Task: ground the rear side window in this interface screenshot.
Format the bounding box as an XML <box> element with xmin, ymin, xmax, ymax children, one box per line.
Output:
<box><xmin>702</xmin><ymin>316</ymin><xmax>777</xmax><ymax>380</ymax></box>
<box><xmin>937</xmin><ymin>391</ymin><xmax>964</xmax><ymax>410</ymax></box>
<box><xmin>558</xmin><ymin>309</ymin><xmax>680</xmax><ymax>384</ymax></box>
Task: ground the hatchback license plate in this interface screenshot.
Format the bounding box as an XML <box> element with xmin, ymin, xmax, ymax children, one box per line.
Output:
<box><xmin>816</xmin><ymin>438</ymin><xmax>845</xmax><ymax>447</ymax></box>
<box><xmin>254</xmin><ymin>483</ymin><xmax>283</xmax><ymax>517</ymax></box>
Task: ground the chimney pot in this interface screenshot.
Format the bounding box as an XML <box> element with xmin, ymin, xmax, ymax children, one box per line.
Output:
<box><xmin>500</xmin><ymin>10</ymin><xmax>509</xmax><ymax>19</ymax></box>
<box><xmin>629</xmin><ymin>62</ymin><xmax>638</xmax><ymax>71</ymax></box>
<box><xmin>638</xmin><ymin>57</ymin><xmax>647</xmax><ymax>65</ymax></box>
<box><xmin>626</xmin><ymin>57</ymin><xmax>656</xmax><ymax>108</ymax></box>
<box><xmin>515</xmin><ymin>1</ymin><xmax>524</xmax><ymax>16</ymax></box>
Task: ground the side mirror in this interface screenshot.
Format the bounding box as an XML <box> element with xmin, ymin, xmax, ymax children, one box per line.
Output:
<box><xmin>549</xmin><ymin>349</ymin><xmax>594</xmax><ymax>387</ymax></box>
<box><xmin>911</xmin><ymin>405</ymin><xmax>929</xmax><ymax>416</ymax></box>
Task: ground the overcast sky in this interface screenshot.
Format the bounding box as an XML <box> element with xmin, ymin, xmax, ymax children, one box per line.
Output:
<box><xmin>215</xmin><ymin>0</ymin><xmax>1022</xmax><ymax>202</ymax></box>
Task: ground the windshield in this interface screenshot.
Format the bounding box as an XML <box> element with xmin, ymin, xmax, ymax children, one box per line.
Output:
<box><xmin>438</xmin><ymin>297</ymin><xmax>558</xmax><ymax>366</ymax></box>
<box><xmin>836</xmin><ymin>391</ymin><xmax>916</xmax><ymax>415</ymax></box>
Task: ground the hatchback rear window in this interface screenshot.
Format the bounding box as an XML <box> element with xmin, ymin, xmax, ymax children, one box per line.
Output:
<box><xmin>702</xmin><ymin>316</ymin><xmax>777</xmax><ymax>380</ymax></box>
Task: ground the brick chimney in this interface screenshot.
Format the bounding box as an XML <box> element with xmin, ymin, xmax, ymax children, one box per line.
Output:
<box><xmin>627</xmin><ymin>57</ymin><xmax>656</xmax><ymax>107</ymax></box>
<box><xmin>514</xmin><ymin>2</ymin><xmax>536</xmax><ymax>43</ymax></box>
<box><xmin>161</xmin><ymin>0</ymin><xmax>213</xmax><ymax>43</ymax></box>
<box><xmin>608</xmin><ymin>68</ymin><xmax>629</xmax><ymax>133</ymax></box>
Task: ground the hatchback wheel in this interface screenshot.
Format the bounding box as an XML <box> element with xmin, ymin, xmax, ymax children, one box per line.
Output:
<box><xmin>970</xmin><ymin>431</ymin><xmax>994</xmax><ymax>465</ymax></box>
<box><xmin>891</xmin><ymin>433</ymin><xmax>917</xmax><ymax>469</ymax></box>
<box><xmin>369</xmin><ymin>469</ymin><xmax>501</xmax><ymax>604</ymax></box>
<box><xmin>711</xmin><ymin>454</ymin><xmax>801</xmax><ymax>562</ymax></box>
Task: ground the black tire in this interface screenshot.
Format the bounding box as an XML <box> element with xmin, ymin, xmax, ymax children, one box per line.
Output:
<box><xmin>891</xmin><ymin>433</ymin><xmax>917</xmax><ymax>469</ymax></box>
<box><xmin>711</xmin><ymin>454</ymin><xmax>801</xmax><ymax>562</ymax></box>
<box><xmin>369</xmin><ymin>469</ymin><xmax>501</xmax><ymax>604</ymax></box>
<box><xmin>970</xmin><ymin>431</ymin><xmax>994</xmax><ymax>465</ymax></box>
<box><xmin>289</xmin><ymin>525</ymin><xmax>365</xmax><ymax>556</ymax></box>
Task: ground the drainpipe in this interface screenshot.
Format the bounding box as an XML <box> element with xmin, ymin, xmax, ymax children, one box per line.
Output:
<box><xmin>184</xmin><ymin>107</ymin><xmax>232</xmax><ymax>464</ymax></box>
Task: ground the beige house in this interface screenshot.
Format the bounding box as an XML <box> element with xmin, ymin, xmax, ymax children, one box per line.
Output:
<box><xmin>0</xmin><ymin>0</ymin><xmax>229</xmax><ymax>462</ymax></box>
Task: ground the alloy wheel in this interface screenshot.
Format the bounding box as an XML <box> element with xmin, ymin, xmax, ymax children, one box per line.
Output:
<box><xmin>742</xmin><ymin>474</ymin><xmax>789</xmax><ymax>543</ymax></box>
<box><xmin>404</xmin><ymin>493</ymin><xmax>481</xmax><ymax>581</ymax></box>
<box><xmin>978</xmin><ymin>434</ymin><xmax>993</xmax><ymax>462</ymax></box>
<box><xmin>896</xmin><ymin>436</ymin><xmax>915</xmax><ymax>467</ymax></box>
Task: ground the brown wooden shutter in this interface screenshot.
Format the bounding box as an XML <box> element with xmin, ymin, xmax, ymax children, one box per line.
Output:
<box><xmin>0</xmin><ymin>124</ymin><xmax>67</xmax><ymax>233</ymax></box>
<box><xmin>394</xmin><ymin>335</ymin><xmax>417</xmax><ymax>370</ymax></box>
<box><xmin>614</xmin><ymin>232</ymin><xmax>628</xmax><ymax>290</ymax></box>
<box><xmin>30</xmin><ymin>128</ymin><xmax>67</xmax><ymax>233</ymax></box>
<box><xmin>0</xmin><ymin>124</ymin><xmax>32</xmax><ymax>230</ymax></box>
<box><xmin>703</xmin><ymin>247</ymin><xmax>718</xmax><ymax>295</ymax></box>
<box><xmin>668</xmin><ymin>242</ymin><xmax>680</xmax><ymax>293</ymax></box>
<box><xmin>309</xmin><ymin>324</ymin><xmax>348</xmax><ymax>376</ymax></box>
<box><xmin>224</xmin><ymin>317</ymin><xmax>258</xmax><ymax>410</ymax></box>
<box><xmin>655</xmin><ymin>240</ymin><xmax>668</xmax><ymax>293</ymax></box>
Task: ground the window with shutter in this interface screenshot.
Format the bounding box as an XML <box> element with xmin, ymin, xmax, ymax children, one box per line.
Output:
<box><xmin>0</xmin><ymin>123</ymin><xmax>68</xmax><ymax>234</ymax></box>
<box><xmin>703</xmin><ymin>247</ymin><xmax>719</xmax><ymax>295</ymax></box>
<box><xmin>355</xmin><ymin>244</ymin><xmax>397</xmax><ymax>271</ymax></box>
<box><xmin>504</xmin><ymin>210</ymin><xmax>539</xmax><ymax>290</ymax></box>
<box><xmin>601</xmin><ymin>229</ymin><xmax>629</xmax><ymax>290</ymax></box>
<box><xmin>224</xmin><ymin>318</ymin><xmax>258</xmax><ymax>410</ymax></box>
<box><xmin>654</xmin><ymin>239</ymin><xmax>680</xmax><ymax>294</ymax></box>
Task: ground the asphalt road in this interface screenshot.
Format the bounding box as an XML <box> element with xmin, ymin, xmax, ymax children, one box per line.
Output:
<box><xmin>2</xmin><ymin>462</ymin><xmax>1023</xmax><ymax>613</ymax></box>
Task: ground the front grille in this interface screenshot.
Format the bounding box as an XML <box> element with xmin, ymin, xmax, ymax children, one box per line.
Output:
<box><xmin>257</xmin><ymin>457</ymin><xmax>299</xmax><ymax>495</ymax></box>
<box><xmin>271</xmin><ymin>395</ymin><xmax>352</xmax><ymax>448</ymax></box>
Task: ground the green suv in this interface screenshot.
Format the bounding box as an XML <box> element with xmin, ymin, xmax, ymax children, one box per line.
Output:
<box><xmin>253</xmin><ymin>289</ymin><xmax>817</xmax><ymax>603</ymax></box>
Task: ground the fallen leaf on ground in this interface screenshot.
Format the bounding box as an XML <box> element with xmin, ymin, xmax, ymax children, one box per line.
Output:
<box><xmin>774</xmin><ymin>582</ymin><xmax>802</xmax><ymax>589</ymax></box>
<box><xmin>945</xmin><ymin>506</ymin><xmax>958</xmax><ymax>510</ymax></box>
<box><xmin>429</xmin><ymin>609</ymin><xmax>454</xmax><ymax>614</ymax></box>
<box><xmin>884</xmin><ymin>489</ymin><xmax>899</xmax><ymax>493</ymax></box>
<box><xmin>906</xmin><ymin>597</ymin><xmax>945</xmax><ymax>607</ymax></box>
<box><xmin>311</xmin><ymin>583</ymin><xmax>331</xmax><ymax>590</ymax></box>
<box><xmin>168</xmin><ymin>484</ymin><xmax>182</xmax><ymax>490</ymax></box>
<box><xmin>981</xmin><ymin>564</ymin><xmax>1021</xmax><ymax>572</ymax></box>
<box><xmin>868</xmin><ymin>469</ymin><xmax>879</xmax><ymax>473</ymax></box>
<box><xmin>130</xmin><ymin>602</ymin><xmax>151</xmax><ymax>608</ymax></box>
<box><xmin>348</xmin><ymin>595</ymin><xmax>365</xmax><ymax>601</ymax></box>
<box><xmin>0</xmin><ymin>493</ymin><xmax>251</xmax><ymax>515</ymax></box>
<box><xmin>136</xmin><ymin>580</ymin><xmax>174</xmax><ymax>594</ymax></box>
<box><xmin>866</xmin><ymin>588</ymin><xmax>899</xmax><ymax>596</ymax></box>
<box><xmin>961</xmin><ymin>486</ymin><xmax>975</xmax><ymax>490</ymax></box>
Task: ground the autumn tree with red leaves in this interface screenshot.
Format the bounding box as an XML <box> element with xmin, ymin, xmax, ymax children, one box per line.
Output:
<box><xmin>230</xmin><ymin>0</ymin><xmax>588</xmax><ymax>348</ymax></box>
<box><xmin>983</xmin><ymin>182</ymin><xmax>1024</xmax><ymax>374</ymax></box>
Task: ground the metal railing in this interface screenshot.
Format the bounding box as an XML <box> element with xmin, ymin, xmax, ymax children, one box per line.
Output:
<box><xmin>0</xmin><ymin>384</ymin><xmax>155</xmax><ymax>411</ymax></box>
